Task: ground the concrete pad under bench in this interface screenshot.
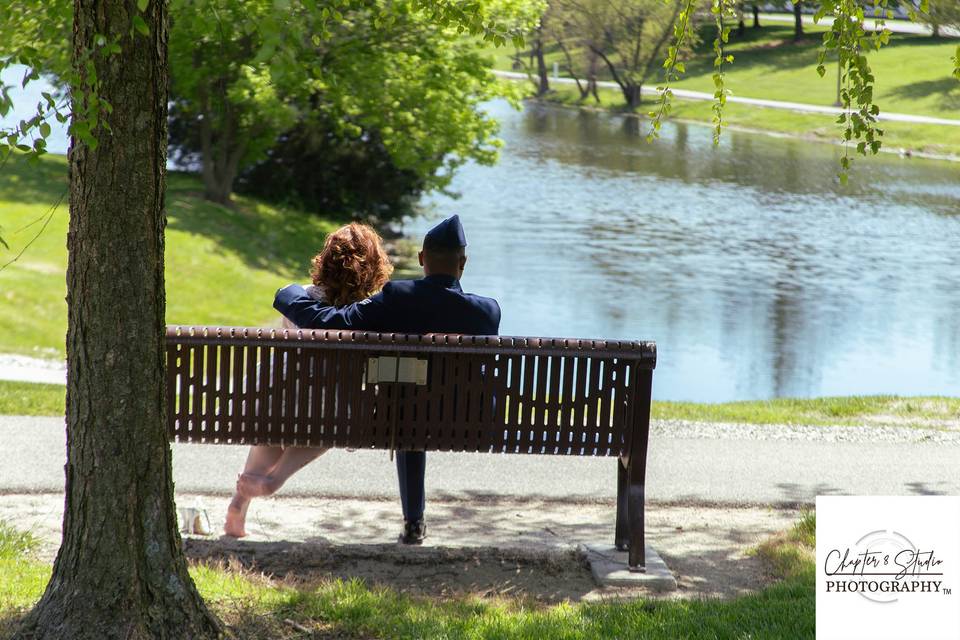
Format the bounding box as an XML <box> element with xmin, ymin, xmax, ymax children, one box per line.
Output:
<box><xmin>581</xmin><ymin>543</ymin><xmax>677</xmax><ymax>591</ymax></box>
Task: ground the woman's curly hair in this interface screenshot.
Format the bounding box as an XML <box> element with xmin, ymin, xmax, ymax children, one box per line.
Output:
<box><xmin>310</xmin><ymin>223</ymin><xmax>394</xmax><ymax>307</ymax></box>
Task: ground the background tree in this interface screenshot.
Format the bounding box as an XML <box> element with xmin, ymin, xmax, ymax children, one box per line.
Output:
<box><xmin>918</xmin><ymin>0</ymin><xmax>960</xmax><ymax>36</ymax></box>
<box><xmin>231</xmin><ymin>110</ymin><xmax>428</xmax><ymax>218</ymax></box>
<box><xmin>563</xmin><ymin>0</ymin><xmax>688</xmax><ymax>110</ymax></box>
<box><xmin>13</xmin><ymin>0</ymin><xmax>220</xmax><ymax>637</ymax></box>
<box><xmin>793</xmin><ymin>0</ymin><xmax>804</xmax><ymax>40</ymax></box>
<box><xmin>546</xmin><ymin>0</ymin><xmax>602</xmax><ymax>102</ymax></box>
<box><xmin>169</xmin><ymin>0</ymin><xmax>531</xmax><ymax>211</ymax></box>
<box><xmin>6</xmin><ymin>0</ymin><xmax>540</xmax><ymax>210</ymax></box>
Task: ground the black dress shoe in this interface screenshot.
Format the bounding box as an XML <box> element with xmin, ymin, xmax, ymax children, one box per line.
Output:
<box><xmin>398</xmin><ymin>519</ymin><xmax>426</xmax><ymax>545</ymax></box>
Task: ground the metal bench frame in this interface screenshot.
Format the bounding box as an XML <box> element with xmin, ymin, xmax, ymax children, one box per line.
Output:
<box><xmin>165</xmin><ymin>326</ymin><xmax>657</xmax><ymax>569</ymax></box>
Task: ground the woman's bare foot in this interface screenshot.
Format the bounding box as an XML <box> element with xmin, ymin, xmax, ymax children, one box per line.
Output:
<box><xmin>224</xmin><ymin>494</ymin><xmax>249</xmax><ymax>538</ymax></box>
<box><xmin>237</xmin><ymin>472</ymin><xmax>279</xmax><ymax>498</ymax></box>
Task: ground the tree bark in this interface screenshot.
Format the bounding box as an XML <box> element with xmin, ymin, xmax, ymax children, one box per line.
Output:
<box><xmin>793</xmin><ymin>1</ymin><xmax>804</xmax><ymax>40</ymax></box>
<box><xmin>14</xmin><ymin>1</ymin><xmax>221</xmax><ymax>638</ymax></box>
<box><xmin>533</xmin><ymin>30</ymin><xmax>550</xmax><ymax>96</ymax></box>
<box><xmin>623</xmin><ymin>83</ymin><xmax>642</xmax><ymax>110</ymax></box>
<box><xmin>586</xmin><ymin>51</ymin><xmax>600</xmax><ymax>103</ymax></box>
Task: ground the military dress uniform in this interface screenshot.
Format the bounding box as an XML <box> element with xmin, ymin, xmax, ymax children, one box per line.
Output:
<box><xmin>273</xmin><ymin>215</ymin><xmax>500</xmax><ymax>541</ymax></box>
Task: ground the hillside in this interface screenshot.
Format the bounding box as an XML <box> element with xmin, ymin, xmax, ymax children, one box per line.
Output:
<box><xmin>0</xmin><ymin>153</ymin><xmax>345</xmax><ymax>359</ymax></box>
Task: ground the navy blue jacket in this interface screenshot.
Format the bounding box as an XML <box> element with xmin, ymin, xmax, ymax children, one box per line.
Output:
<box><xmin>274</xmin><ymin>275</ymin><xmax>501</xmax><ymax>336</ymax></box>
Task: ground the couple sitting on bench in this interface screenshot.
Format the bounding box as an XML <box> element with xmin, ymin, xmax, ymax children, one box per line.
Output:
<box><xmin>225</xmin><ymin>215</ymin><xmax>500</xmax><ymax>544</ymax></box>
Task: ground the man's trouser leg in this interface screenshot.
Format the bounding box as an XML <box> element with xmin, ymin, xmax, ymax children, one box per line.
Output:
<box><xmin>396</xmin><ymin>450</ymin><xmax>426</xmax><ymax>522</ymax></box>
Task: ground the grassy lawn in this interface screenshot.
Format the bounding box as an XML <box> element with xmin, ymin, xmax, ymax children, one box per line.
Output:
<box><xmin>652</xmin><ymin>395</ymin><xmax>960</xmax><ymax>428</ymax></box>
<box><xmin>3</xmin><ymin>377</ymin><xmax>956</xmax><ymax>429</ymax></box>
<box><xmin>489</xmin><ymin>24</ymin><xmax>960</xmax><ymax>156</ymax></box>
<box><xmin>0</xmin><ymin>517</ymin><xmax>815</xmax><ymax>639</ymax></box>
<box><xmin>0</xmin><ymin>381</ymin><xmax>64</xmax><ymax>416</ymax></box>
<box><xmin>0</xmin><ymin>152</ymin><xmax>343</xmax><ymax>360</ymax></box>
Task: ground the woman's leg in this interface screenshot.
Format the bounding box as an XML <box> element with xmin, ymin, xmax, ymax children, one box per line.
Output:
<box><xmin>224</xmin><ymin>445</ymin><xmax>285</xmax><ymax>537</ymax></box>
<box><xmin>237</xmin><ymin>447</ymin><xmax>328</xmax><ymax>498</ymax></box>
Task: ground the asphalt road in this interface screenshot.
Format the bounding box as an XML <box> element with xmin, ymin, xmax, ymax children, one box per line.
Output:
<box><xmin>2</xmin><ymin>416</ymin><xmax>958</xmax><ymax>505</ymax></box>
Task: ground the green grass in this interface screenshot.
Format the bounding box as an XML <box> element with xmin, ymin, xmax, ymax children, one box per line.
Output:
<box><xmin>0</xmin><ymin>521</ymin><xmax>39</xmax><ymax>562</ymax></box>
<box><xmin>0</xmin><ymin>518</ymin><xmax>815</xmax><ymax>639</ymax></box>
<box><xmin>652</xmin><ymin>395</ymin><xmax>960</xmax><ymax>428</ymax></box>
<box><xmin>491</xmin><ymin>24</ymin><xmax>960</xmax><ymax>156</ymax></box>
<box><xmin>0</xmin><ymin>522</ymin><xmax>46</xmax><ymax>637</ymax></box>
<box><xmin>0</xmin><ymin>152</ymin><xmax>344</xmax><ymax>360</ymax></box>
<box><xmin>4</xmin><ymin>375</ymin><xmax>956</xmax><ymax>430</ymax></box>
<box><xmin>753</xmin><ymin>511</ymin><xmax>816</xmax><ymax>581</ymax></box>
<box><xmin>0</xmin><ymin>380</ymin><xmax>65</xmax><ymax>416</ymax></box>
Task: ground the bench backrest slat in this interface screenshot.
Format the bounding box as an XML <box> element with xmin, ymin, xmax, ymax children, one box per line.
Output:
<box><xmin>165</xmin><ymin>326</ymin><xmax>656</xmax><ymax>456</ymax></box>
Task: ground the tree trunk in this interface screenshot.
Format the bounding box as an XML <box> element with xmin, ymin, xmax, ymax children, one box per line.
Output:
<box><xmin>793</xmin><ymin>1</ymin><xmax>803</xmax><ymax>40</ymax></box>
<box><xmin>202</xmin><ymin>157</ymin><xmax>238</xmax><ymax>205</ymax></box>
<box><xmin>623</xmin><ymin>83</ymin><xmax>642</xmax><ymax>110</ymax></box>
<box><xmin>753</xmin><ymin>5</ymin><xmax>760</xmax><ymax>28</ymax></box>
<box><xmin>14</xmin><ymin>1</ymin><xmax>221</xmax><ymax>638</ymax></box>
<box><xmin>738</xmin><ymin>15</ymin><xmax>746</xmax><ymax>37</ymax></box>
<box><xmin>533</xmin><ymin>32</ymin><xmax>550</xmax><ymax>96</ymax></box>
<box><xmin>587</xmin><ymin>51</ymin><xmax>600</xmax><ymax>103</ymax></box>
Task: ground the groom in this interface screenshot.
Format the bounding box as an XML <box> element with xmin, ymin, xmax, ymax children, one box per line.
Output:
<box><xmin>274</xmin><ymin>215</ymin><xmax>501</xmax><ymax>544</ymax></box>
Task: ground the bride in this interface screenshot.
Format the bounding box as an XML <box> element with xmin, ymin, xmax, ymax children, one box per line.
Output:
<box><xmin>224</xmin><ymin>222</ymin><xmax>393</xmax><ymax>537</ymax></box>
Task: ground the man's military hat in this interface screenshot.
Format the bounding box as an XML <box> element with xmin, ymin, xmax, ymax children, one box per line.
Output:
<box><xmin>424</xmin><ymin>214</ymin><xmax>467</xmax><ymax>250</ymax></box>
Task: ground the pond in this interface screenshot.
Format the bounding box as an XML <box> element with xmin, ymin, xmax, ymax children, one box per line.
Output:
<box><xmin>406</xmin><ymin>100</ymin><xmax>960</xmax><ymax>402</ymax></box>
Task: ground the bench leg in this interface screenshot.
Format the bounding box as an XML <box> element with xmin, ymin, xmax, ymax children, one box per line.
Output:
<box><xmin>615</xmin><ymin>458</ymin><xmax>629</xmax><ymax>551</ymax></box>
<box><xmin>615</xmin><ymin>456</ymin><xmax>647</xmax><ymax>572</ymax></box>
<box><xmin>627</xmin><ymin>475</ymin><xmax>646</xmax><ymax>572</ymax></box>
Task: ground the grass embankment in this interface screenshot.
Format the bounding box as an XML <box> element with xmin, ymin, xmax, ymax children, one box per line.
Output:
<box><xmin>3</xmin><ymin>378</ymin><xmax>957</xmax><ymax>429</ymax></box>
<box><xmin>0</xmin><ymin>152</ymin><xmax>343</xmax><ymax>360</ymax></box>
<box><xmin>0</xmin><ymin>517</ymin><xmax>814</xmax><ymax>639</ymax></box>
<box><xmin>490</xmin><ymin>24</ymin><xmax>960</xmax><ymax>156</ymax></box>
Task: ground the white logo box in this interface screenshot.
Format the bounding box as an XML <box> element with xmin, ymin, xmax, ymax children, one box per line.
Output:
<box><xmin>817</xmin><ymin>496</ymin><xmax>960</xmax><ymax>640</ymax></box>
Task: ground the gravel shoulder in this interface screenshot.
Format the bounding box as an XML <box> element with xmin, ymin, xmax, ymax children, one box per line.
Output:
<box><xmin>652</xmin><ymin>419</ymin><xmax>960</xmax><ymax>444</ymax></box>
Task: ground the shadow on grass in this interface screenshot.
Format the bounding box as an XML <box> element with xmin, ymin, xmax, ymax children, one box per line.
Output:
<box><xmin>164</xmin><ymin>171</ymin><xmax>348</xmax><ymax>277</ymax></box>
<box><xmin>887</xmin><ymin>77</ymin><xmax>960</xmax><ymax>112</ymax></box>
<box><xmin>185</xmin><ymin>559</ymin><xmax>814</xmax><ymax>640</ymax></box>
<box><xmin>0</xmin><ymin>153</ymin><xmax>68</xmax><ymax>206</ymax></box>
<box><xmin>0</xmin><ymin>530</ymin><xmax>814</xmax><ymax>639</ymax></box>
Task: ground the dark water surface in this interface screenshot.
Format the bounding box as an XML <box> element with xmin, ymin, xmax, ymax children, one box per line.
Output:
<box><xmin>406</xmin><ymin>100</ymin><xmax>960</xmax><ymax>402</ymax></box>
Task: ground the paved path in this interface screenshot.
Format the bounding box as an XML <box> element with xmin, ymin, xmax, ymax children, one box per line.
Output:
<box><xmin>3</xmin><ymin>416</ymin><xmax>958</xmax><ymax>505</ymax></box>
<box><xmin>759</xmin><ymin>12</ymin><xmax>960</xmax><ymax>38</ymax></box>
<box><xmin>0</xmin><ymin>355</ymin><xmax>66</xmax><ymax>385</ymax></box>
<box><xmin>495</xmin><ymin>67</ymin><xmax>960</xmax><ymax>128</ymax></box>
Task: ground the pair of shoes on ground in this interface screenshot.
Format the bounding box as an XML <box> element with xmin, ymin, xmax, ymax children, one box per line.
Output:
<box><xmin>398</xmin><ymin>519</ymin><xmax>426</xmax><ymax>545</ymax></box>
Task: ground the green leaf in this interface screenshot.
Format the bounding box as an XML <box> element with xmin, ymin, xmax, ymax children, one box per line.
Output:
<box><xmin>137</xmin><ymin>0</ymin><xmax>149</xmax><ymax>10</ymax></box>
<box><xmin>132</xmin><ymin>15</ymin><xmax>150</xmax><ymax>36</ymax></box>
<box><xmin>39</xmin><ymin>122</ymin><xmax>51</xmax><ymax>138</ymax></box>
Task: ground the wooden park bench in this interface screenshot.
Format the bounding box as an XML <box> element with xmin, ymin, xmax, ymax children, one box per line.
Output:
<box><xmin>164</xmin><ymin>326</ymin><xmax>657</xmax><ymax>570</ymax></box>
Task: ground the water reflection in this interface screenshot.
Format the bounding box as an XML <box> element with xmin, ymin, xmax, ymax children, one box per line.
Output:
<box><xmin>408</xmin><ymin>100</ymin><xmax>960</xmax><ymax>401</ymax></box>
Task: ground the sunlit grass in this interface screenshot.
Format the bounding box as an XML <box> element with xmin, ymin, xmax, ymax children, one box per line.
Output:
<box><xmin>0</xmin><ymin>380</ymin><xmax>65</xmax><ymax>416</ymax></box>
<box><xmin>0</xmin><ymin>152</ymin><xmax>343</xmax><ymax>359</ymax></box>
<box><xmin>4</xmin><ymin>555</ymin><xmax>815</xmax><ymax>640</ymax></box>
<box><xmin>4</xmin><ymin>376</ymin><xmax>957</xmax><ymax>430</ymax></box>
<box><xmin>753</xmin><ymin>510</ymin><xmax>816</xmax><ymax>581</ymax></box>
<box><xmin>652</xmin><ymin>395</ymin><xmax>960</xmax><ymax>428</ymax></box>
